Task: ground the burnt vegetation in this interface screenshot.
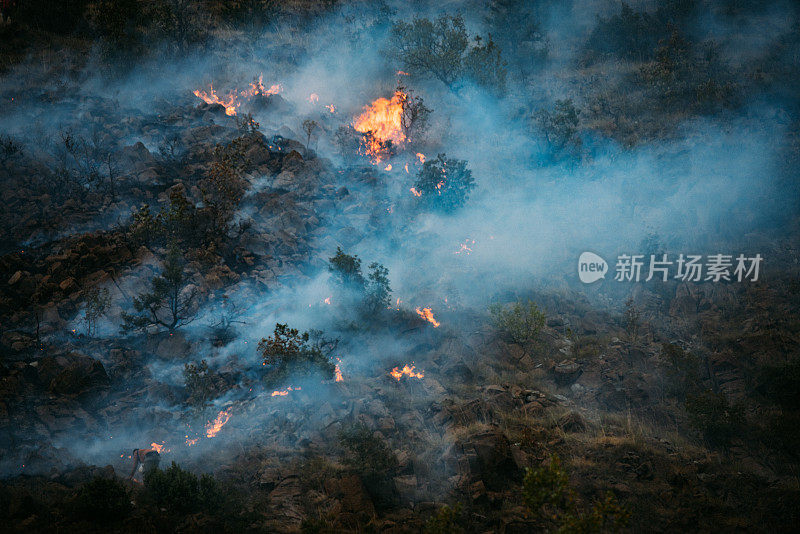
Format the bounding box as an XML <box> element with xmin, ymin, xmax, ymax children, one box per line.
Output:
<box><xmin>0</xmin><ymin>0</ymin><xmax>799</xmax><ymax>532</ymax></box>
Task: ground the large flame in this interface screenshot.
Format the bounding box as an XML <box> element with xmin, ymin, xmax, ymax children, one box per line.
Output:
<box><xmin>193</xmin><ymin>75</ymin><xmax>281</xmax><ymax>116</ymax></box>
<box><xmin>415</xmin><ymin>307</ymin><xmax>441</xmax><ymax>327</ymax></box>
<box><xmin>390</xmin><ymin>364</ymin><xmax>424</xmax><ymax>380</ymax></box>
<box><xmin>334</xmin><ymin>359</ymin><xmax>344</xmax><ymax>382</ymax></box>
<box><xmin>353</xmin><ymin>91</ymin><xmax>407</xmax><ymax>163</ymax></box>
<box><xmin>205</xmin><ymin>408</ymin><xmax>232</xmax><ymax>438</ymax></box>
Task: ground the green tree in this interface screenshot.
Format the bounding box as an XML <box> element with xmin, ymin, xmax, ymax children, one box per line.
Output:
<box><xmin>121</xmin><ymin>244</ymin><xmax>197</xmax><ymax>332</ymax></box>
<box><xmin>413</xmin><ymin>153</ymin><xmax>475</xmax><ymax>212</ymax></box>
<box><xmin>464</xmin><ymin>35</ymin><xmax>507</xmax><ymax>94</ymax></box>
<box><xmin>537</xmin><ymin>99</ymin><xmax>581</xmax><ymax>154</ymax></box>
<box><xmin>183</xmin><ymin>360</ymin><xmax>218</xmax><ymax>407</ymax></box>
<box><xmin>83</xmin><ymin>287</ymin><xmax>111</xmax><ymax>337</ymax></box>
<box><xmin>387</xmin><ymin>15</ymin><xmax>469</xmax><ymax>90</ymax></box>
<box><xmin>339</xmin><ymin>423</ymin><xmax>399</xmax><ymax>510</ymax></box>
<box><xmin>485</xmin><ymin>0</ymin><xmax>548</xmax><ymax>82</ymax></box>
<box><xmin>257</xmin><ymin>323</ymin><xmax>336</xmax><ymax>386</ymax></box>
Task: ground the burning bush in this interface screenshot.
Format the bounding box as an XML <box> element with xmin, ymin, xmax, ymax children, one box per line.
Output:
<box><xmin>70</xmin><ymin>475</ymin><xmax>130</xmax><ymax>525</ymax></box>
<box><xmin>412</xmin><ymin>154</ymin><xmax>475</xmax><ymax>212</ymax></box>
<box><xmin>488</xmin><ymin>300</ymin><xmax>546</xmax><ymax>346</ymax></box>
<box><xmin>257</xmin><ymin>323</ymin><xmax>337</xmax><ymax>387</ymax></box>
<box><xmin>339</xmin><ymin>423</ymin><xmax>399</xmax><ymax>510</ymax></box>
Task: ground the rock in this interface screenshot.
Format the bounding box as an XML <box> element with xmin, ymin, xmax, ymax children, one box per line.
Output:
<box><xmin>8</xmin><ymin>270</ymin><xmax>22</xmax><ymax>285</ymax></box>
<box><xmin>461</xmin><ymin>429</ymin><xmax>521</xmax><ymax>491</ymax></box>
<box><xmin>557</xmin><ymin>411</ymin><xmax>587</xmax><ymax>433</ymax></box>
<box><xmin>551</xmin><ymin>360</ymin><xmax>582</xmax><ymax>386</ymax></box>
<box><xmin>44</xmin><ymin>354</ymin><xmax>110</xmax><ymax>396</ymax></box>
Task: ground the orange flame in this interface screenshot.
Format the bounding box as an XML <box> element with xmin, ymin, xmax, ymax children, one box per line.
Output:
<box><xmin>415</xmin><ymin>307</ymin><xmax>440</xmax><ymax>327</ymax></box>
<box><xmin>150</xmin><ymin>441</ymin><xmax>167</xmax><ymax>453</ymax></box>
<box><xmin>390</xmin><ymin>364</ymin><xmax>424</xmax><ymax>380</ymax></box>
<box><xmin>193</xmin><ymin>75</ymin><xmax>281</xmax><ymax>116</ymax></box>
<box><xmin>205</xmin><ymin>408</ymin><xmax>232</xmax><ymax>438</ymax></box>
<box><xmin>334</xmin><ymin>361</ymin><xmax>344</xmax><ymax>382</ymax></box>
<box><xmin>325</xmin><ymin>104</ymin><xmax>336</xmax><ymax>113</ymax></box>
<box><xmin>308</xmin><ymin>93</ymin><xmax>319</xmax><ymax>103</ymax></box>
<box><xmin>416</xmin><ymin>153</ymin><xmax>426</xmax><ymax>163</ymax></box>
<box><xmin>324</xmin><ymin>296</ymin><xmax>332</xmax><ymax>305</ymax></box>
<box><xmin>185</xmin><ymin>436</ymin><xmax>199</xmax><ymax>447</ymax></box>
<box><xmin>410</xmin><ymin>187</ymin><xmax>422</xmax><ymax>197</ymax></box>
<box><xmin>353</xmin><ymin>91</ymin><xmax>407</xmax><ymax>163</ymax></box>
<box><xmin>271</xmin><ymin>386</ymin><xmax>301</xmax><ymax>397</ymax></box>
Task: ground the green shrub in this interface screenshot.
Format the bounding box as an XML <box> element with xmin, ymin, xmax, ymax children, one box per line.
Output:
<box><xmin>424</xmin><ymin>503</ymin><xmax>464</xmax><ymax>534</ymax></box>
<box><xmin>183</xmin><ymin>360</ymin><xmax>220</xmax><ymax>407</ymax></box>
<box><xmin>328</xmin><ymin>248</ymin><xmax>392</xmax><ymax>317</ymax></box>
<box><xmin>143</xmin><ymin>461</ymin><xmax>222</xmax><ymax>515</ymax></box>
<box><xmin>489</xmin><ymin>300</ymin><xmax>546</xmax><ymax>345</ymax></box>
<box><xmin>71</xmin><ymin>476</ymin><xmax>130</xmax><ymax>524</ymax></box>
<box><xmin>339</xmin><ymin>423</ymin><xmax>399</xmax><ymax>509</ymax></box>
<box><xmin>536</xmin><ymin>99</ymin><xmax>581</xmax><ymax>155</ymax></box>
<box><xmin>685</xmin><ymin>390</ymin><xmax>745</xmax><ymax>449</ymax></box>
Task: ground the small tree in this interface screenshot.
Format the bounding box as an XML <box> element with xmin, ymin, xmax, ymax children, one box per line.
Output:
<box><xmin>537</xmin><ymin>99</ymin><xmax>581</xmax><ymax>153</ymax></box>
<box><xmin>83</xmin><ymin>287</ymin><xmax>111</xmax><ymax>337</ymax></box>
<box><xmin>365</xmin><ymin>262</ymin><xmax>391</xmax><ymax>314</ymax></box>
<box><xmin>257</xmin><ymin>323</ymin><xmax>336</xmax><ymax>386</ymax></box>
<box><xmin>183</xmin><ymin>360</ymin><xmax>219</xmax><ymax>407</ymax></box>
<box><xmin>199</xmin><ymin>140</ymin><xmax>249</xmax><ymax>244</ymax></box>
<box><xmin>485</xmin><ymin>0</ymin><xmax>548</xmax><ymax>82</ymax></box>
<box><xmin>328</xmin><ymin>248</ymin><xmax>392</xmax><ymax>316</ymax></box>
<box><xmin>329</xmin><ymin>247</ymin><xmax>365</xmax><ymax>288</ymax></box>
<box><xmin>464</xmin><ymin>35</ymin><xmax>507</xmax><ymax>94</ymax></box>
<box><xmin>121</xmin><ymin>244</ymin><xmax>196</xmax><ymax>332</ymax></box>
<box><xmin>301</xmin><ymin>119</ymin><xmax>319</xmax><ymax>152</ymax></box>
<box><xmin>387</xmin><ymin>15</ymin><xmax>469</xmax><ymax>90</ymax></box>
<box><xmin>397</xmin><ymin>84</ymin><xmax>431</xmax><ymax>145</ymax></box>
<box><xmin>413</xmin><ymin>153</ymin><xmax>475</xmax><ymax>212</ymax></box>
<box><xmin>489</xmin><ymin>300</ymin><xmax>546</xmax><ymax>346</ymax></box>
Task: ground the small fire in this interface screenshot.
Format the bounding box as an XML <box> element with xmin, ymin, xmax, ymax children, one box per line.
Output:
<box><xmin>416</xmin><ymin>152</ymin><xmax>426</xmax><ymax>164</ymax></box>
<box><xmin>410</xmin><ymin>187</ymin><xmax>422</xmax><ymax>197</ymax></box>
<box><xmin>390</xmin><ymin>364</ymin><xmax>424</xmax><ymax>380</ymax></box>
<box><xmin>185</xmin><ymin>436</ymin><xmax>199</xmax><ymax>447</ymax></box>
<box><xmin>397</xmin><ymin>70</ymin><xmax>410</xmax><ymax>76</ymax></box>
<box><xmin>205</xmin><ymin>408</ymin><xmax>232</xmax><ymax>438</ymax></box>
<box><xmin>325</xmin><ymin>104</ymin><xmax>336</xmax><ymax>113</ymax></box>
<box><xmin>404</xmin><ymin>163</ymin><xmax>409</xmax><ymax>173</ymax></box>
<box><xmin>193</xmin><ymin>75</ymin><xmax>281</xmax><ymax>116</ymax></box>
<box><xmin>150</xmin><ymin>441</ymin><xmax>168</xmax><ymax>454</ymax></box>
<box><xmin>385</xmin><ymin>164</ymin><xmax>392</xmax><ymax>171</ymax></box>
<box><xmin>271</xmin><ymin>386</ymin><xmax>301</xmax><ymax>397</ymax></box>
<box><xmin>415</xmin><ymin>307</ymin><xmax>440</xmax><ymax>327</ymax></box>
<box><xmin>353</xmin><ymin>91</ymin><xmax>407</xmax><ymax>163</ymax></box>
<box><xmin>335</xmin><ymin>359</ymin><xmax>344</xmax><ymax>382</ymax></box>
<box><xmin>454</xmin><ymin>239</ymin><xmax>476</xmax><ymax>255</ymax></box>
<box><xmin>324</xmin><ymin>296</ymin><xmax>332</xmax><ymax>305</ymax></box>
<box><xmin>308</xmin><ymin>93</ymin><xmax>319</xmax><ymax>103</ymax></box>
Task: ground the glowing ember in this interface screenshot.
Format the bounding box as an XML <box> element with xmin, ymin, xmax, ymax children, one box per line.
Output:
<box><xmin>404</xmin><ymin>163</ymin><xmax>409</xmax><ymax>173</ymax></box>
<box><xmin>271</xmin><ymin>386</ymin><xmax>301</xmax><ymax>397</ymax></box>
<box><xmin>308</xmin><ymin>93</ymin><xmax>319</xmax><ymax>103</ymax></box>
<box><xmin>205</xmin><ymin>408</ymin><xmax>232</xmax><ymax>438</ymax></box>
<box><xmin>324</xmin><ymin>296</ymin><xmax>332</xmax><ymax>305</ymax></box>
<box><xmin>416</xmin><ymin>152</ymin><xmax>426</xmax><ymax>163</ymax></box>
<box><xmin>397</xmin><ymin>70</ymin><xmax>410</xmax><ymax>76</ymax></box>
<box><xmin>193</xmin><ymin>75</ymin><xmax>281</xmax><ymax>116</ymax></box>
<box><xmin>415</xmin><ymin>307</ymin><xmax>440</xmax><ymax>327</ymax></box>
<box><xmin>353</xmin><ymin>90</ymin><xmax>407</xmax><ymax>163</ymax></box>
<box><xmin>385</xmin><ymin>164</ymin><xmax>392</xmax><ymax>171</ymax></box>
<box><xmin>390</xmin><ymin>364</ymin><xmax>424</xmax><ymax>380</ymax></box>
<box><xmin>150</xmin><ymin>441</ymin><xmax>167</xmax><ymax>453</ymax></box>
<box><xmin>325</xmin><ymin>104</ymin><xmax>336</xmax><ymax>113</ymax></box>
<box><xmin>185</xmin><ymin>436</ymin><xmax>199</xmax><ymax>447</ymax></box>
<box><xmin>454</xmin><ymin>239</ymin><xmax>476</xmax><ymax>255</ymax></box>
<box><xmin>410</xmin><ymin>187</ymin><xmax>422</xmax><ymax>197</ymax></box>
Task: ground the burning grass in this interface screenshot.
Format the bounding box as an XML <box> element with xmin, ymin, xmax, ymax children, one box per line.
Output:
<box><xmin>193</xmin><ymin>75</ymin><xmax>281</xmax><ymax>116</ymax></box>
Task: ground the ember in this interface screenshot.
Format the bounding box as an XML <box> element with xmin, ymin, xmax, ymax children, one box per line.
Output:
<box><xmin>335</xmin><ymin>360</ymin><xmax>344</xmax><ymax>382</ymax></box>
<box><xmin>454</xmin><ymin>239</ymin><xmax>476</xmax><ymax>255</ymax></box>
<box><xmin>390</xmin><ymin>364</ymin><xmax>424</xmax><ymax>380</ymax></box>
<box><xmin>410</xmin><ymin>187</ymin><xmax>422</xmax><ymax>197</ymax></box>
<box><xmin>193</xmin><ymin>75</ymin><xmax>281</xmax><ymax>116</ymax></box>
<box><xmin>205</xmin><ymin>408</ymin><xmax>232</xmax><ymax>438</ymax></box>
<box><xmin>415</xmin><ymin>307</ymin><xmax>441</xmax><ymax>327</ymax></box>
<box><xmin>150</xmin><ymin>441</ymin><xmax>168</xmax><ymax>453</ymax></box>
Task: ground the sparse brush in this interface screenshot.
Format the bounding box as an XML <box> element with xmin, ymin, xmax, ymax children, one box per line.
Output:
<box><xmin>489</xmin><ymin>299</ymin><xmax>546</xmax><ymax>346</ymax></box>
